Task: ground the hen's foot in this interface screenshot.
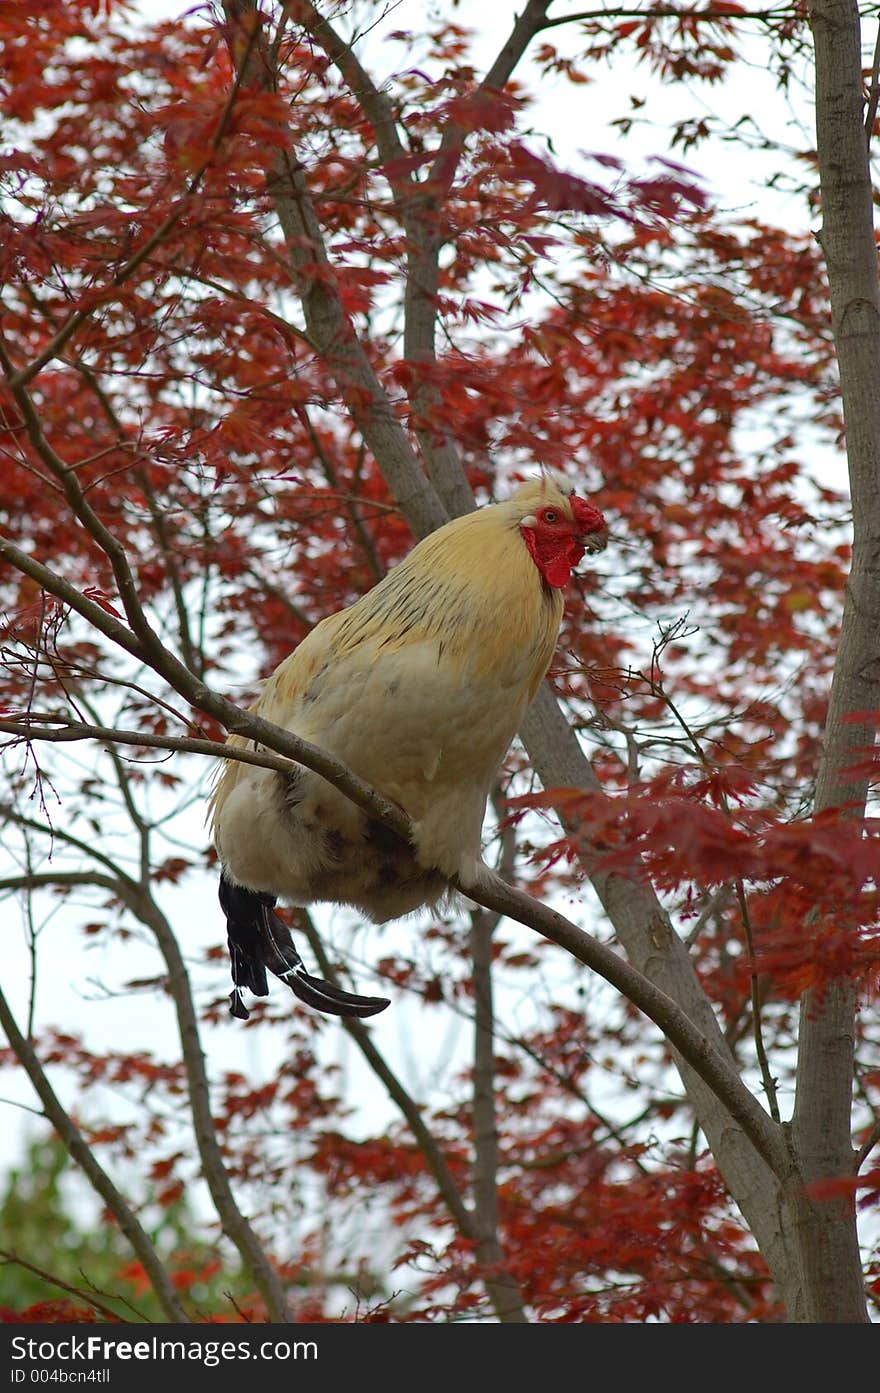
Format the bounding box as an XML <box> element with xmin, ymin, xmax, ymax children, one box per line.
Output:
<box><xmin>219</xmin><ymin>874</ymin><xmax>390</xmax><ymax>1021</ymax></box>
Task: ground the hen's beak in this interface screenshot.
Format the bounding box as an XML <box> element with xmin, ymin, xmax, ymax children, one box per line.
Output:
<box><xmin>581</xmin><ymin>526</ymin><xmax>608</xmax><ymax>554</ymax></box>
<box><xmin>570</xmin><ymin>496</ymin><xmax>607</xmax><ymax>552</ymax></box>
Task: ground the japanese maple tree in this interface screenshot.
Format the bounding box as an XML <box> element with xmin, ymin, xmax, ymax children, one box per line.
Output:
<box><xmin>0</xmin><ymin>0</ymin><xmax>878</xmax><ymax>1323</ymax></box>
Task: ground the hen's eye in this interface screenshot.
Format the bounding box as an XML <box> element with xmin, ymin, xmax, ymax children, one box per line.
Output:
<box><xmin>543</xmin><ymin>509</ymin><xmax>559</xmax><ymax>523</ymax></box>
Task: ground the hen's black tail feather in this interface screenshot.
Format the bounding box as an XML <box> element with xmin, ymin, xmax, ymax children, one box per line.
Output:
<box><xmin>218</xmin><ymin>873</ymin><xmax>390</xmax><ymax>1021</ymax></box>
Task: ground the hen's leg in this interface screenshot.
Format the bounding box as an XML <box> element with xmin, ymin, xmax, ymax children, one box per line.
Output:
<box><xmin>218</xmin><ymin>874</ymin><xmax>390</xmax><ymax>1020</ymax></box>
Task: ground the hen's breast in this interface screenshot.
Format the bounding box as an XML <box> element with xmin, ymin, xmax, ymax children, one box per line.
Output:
<box><xmin>279</xmin><ymin>641</ymin><xmax>495</xmax><ymax>806</ymax></box>
<box><xmin>263</xmin><ymin>526</ymin><xmax>562</xmax><ymax>808</ymax></box>
<box><xmin>212</xmin><ymin>504</ymin><xmax>572</xmax><ymax>899</ymax></box>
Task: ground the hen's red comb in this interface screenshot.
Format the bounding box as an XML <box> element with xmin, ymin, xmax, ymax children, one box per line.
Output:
<box><xmin>570</xmin><ymin>495</ymin><xmax>606</xmax><ymax>533</ymax></box>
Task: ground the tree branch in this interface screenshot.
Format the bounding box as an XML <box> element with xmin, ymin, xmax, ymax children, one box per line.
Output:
<box><xmin>539</xmin><ymin>5</ymin><xmax>801</xmax><ymax>29</ymax></box>
<box><xmin>863</xmin><ymin>15</ymin><xmax>880</xmax><ymax>150</ymax></box>
<box><xmin>402</xmin><ymin>0</ymin><xmax>555</xmax><ymax>517</ymax></box>
<box><xmin>468</xmin><ymin>797</ymin><xmax>527</xmax><ymax>1321</ymax></box>
<box><xmin>115</xmin><ymin>881</ymin><xmax>294</xmax><ymax>1322</ymax></box>
<box><xmin>518</xmin><ymin>683</ymin><xmax>800</xmax><ymax>1285</ymax></box>
<box><xmin>0</xmin><ymin>1248</ymin><xmax>129</xmax><ymax>1323</ymax></box>
<box><xmin>222</xmin><ymin>0</ymin><xmax>449</xmax><ymax>539</ymax></box>
<box><xmin>70</xmin><ymin>360</ymin><xmax>205</xmax><ymax>679</ymax></box>
<box><xmin>0</xmin><ymin>986</ymin><xmax>191</xmax><ymax>1322</ymax></box>
<box><xmin>0</xmin><ymin>795</ymin><xmax>144</xmax><ymax>887</ymax></box>
<box><xmin>0</xmin><ymin>700</ymin><xmax>788</xmax><ymax>1183</ymax></box>
<box><xmin>2</xmin><ymin>25</ymin><xmax>260</xmax><ymax>392</ymax></box>
<box><xmin>237</xmin><ymin>11</ymin><xmax>806</xmax><ymax>1299</ymax></box>
<box><xmin>298</xmin><ymin>909</ymin><xmax>528</xmax><ymax>1322</ymax></box>
<box><xmin>0</xmin><ymin>714</ymin><xmax>411</xmax><ymax>843</ymax></box>
<box><xmin>1</xmin><ymin>802</ymin><xmax>295</xmax><ymax>1321</ymax></box>
<box><xmin>287</xmin><ymin>0</ymin><xmax>409</xmax><ymax>170</ymax></box>
<box><xmin>457</xmin><ymin>867</ymin><xmax>790</xmax><ymax>1182</ymax></box>
<box><xmin>0</xmin><ymin>871</ymin><xmax>123</xmax><ymax>896</ymax></box>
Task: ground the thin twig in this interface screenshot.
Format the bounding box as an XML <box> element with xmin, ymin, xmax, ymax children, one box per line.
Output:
<box><xmin>646</xmin><ymin>663</ymin><xmax>781</xmax><ymax>1123</ymax></box>
<box><xmin>854</xmin><ymin>1117</ymin><xmax>880</xmax><ymax>1171</ymax></box>
<box><xmin>539</xmin><ymin>5</ymin><xmax>800</xmax><ymax>30</ymax></box>
<box><xmin>4</xmin><ymin>19</ymin><xmax>261</xmax><ymax>392</ymax></box>
<box><xmin>733</xmin><ymin>880</ymin><xmax>781</xmax><ymax>1123</ymax></box>
<box><xmin>864</xmin><ymin>19</ymin><xmax>880</xmax><ymax>151</ymax></box>
<box><xmin>298</xmin><ymin>405</ymin><xmax>384</xmax><ymax>583</ymax></box>
<box><xmin>0</xmin><ymin>1248</ymin><xmax>126</xmax><ymax>1323</ymax></box>
<box><xmin>70</xmin><ymin>360</ymin><xmax>204</xmax><ymax>679</ymax></box>
<box><xmin>287</xmin><ymin>0</ymin><xmax>409</xmax><ymax>171</ymax></box>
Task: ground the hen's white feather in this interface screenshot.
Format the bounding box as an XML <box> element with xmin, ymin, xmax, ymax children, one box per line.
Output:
<box><xmin>211</xmin><ymin>476</ymin><xmax>595</xmax><ymax>921</ymax></box>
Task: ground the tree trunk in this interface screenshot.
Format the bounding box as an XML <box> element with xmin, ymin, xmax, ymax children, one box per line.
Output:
<box><xmin>787</xmin><ymin>0</ymin><xmax>880</xmax><ymax>1323</ymax></box>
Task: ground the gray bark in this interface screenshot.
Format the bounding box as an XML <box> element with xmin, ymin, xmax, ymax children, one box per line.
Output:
<box><xmin>788</xmin><ymin>0</ymin><xmax>880</xmax><ymax>1323</ymax></box>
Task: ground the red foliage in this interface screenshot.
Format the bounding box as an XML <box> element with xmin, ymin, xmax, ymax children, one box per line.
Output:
<box><xmin>0</xmin><ymin>0</ymin><xmax>874</xmax><ymax>1326</ymax></box>
<box><xmin>0</xmin><ymin>1301</ymin><xmax>99</xmax><ymax>1324</ymax></box>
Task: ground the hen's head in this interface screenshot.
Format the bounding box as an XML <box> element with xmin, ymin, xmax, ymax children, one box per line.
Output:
<box><xmin>513</xmin><ymin>473</ymin><xmax>607</xmax><ymax>589</ymax></box>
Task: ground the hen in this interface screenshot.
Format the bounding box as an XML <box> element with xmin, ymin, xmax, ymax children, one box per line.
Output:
<box><xmin>210</xmin><ymin>473</ymin><xmax>606</xmax><ymax>1019</ymax></box>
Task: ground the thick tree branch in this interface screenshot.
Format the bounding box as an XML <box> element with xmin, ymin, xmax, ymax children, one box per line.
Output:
<box><xmin>467</xmin><ymin>797</ymin><xmax>526</xmax><ymax>1321</ymax></box>
<box><xmin>270</xmin><ymin>2</ymin><xmax>553</xmax><ymax>521</ymax></box>
<box><xmin>0</xmin><ymin>804</ymin><xmax>294</xmax><ymax>1320</ymax></box>
<box><xmin>0</xmin><ymin>986</ymin><xmax>191</xmax><ymax>1323</ymax></box>
<box><xmin>298</xmin><ymin>911</ymin><xmax>527</xmax><ymax>1322</ymax></box>
<box><xmin>402</xmin><ymin>0</ymin><xmax>554</xmax><ymax>516</ymax></box>
<box><xmin>116</xmin><ymin>882</ymin><xmax>294</xmax><ymax>1322</ymax></box>
<box><xmin>222</xmin><ymin>0</ymin><xmax>449</xmax><ymax>539</ymax></box>
<box><xmin>288</xmin><ymin>0</ymin><xmax>466</xmax><ymax>512</ymax></box>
